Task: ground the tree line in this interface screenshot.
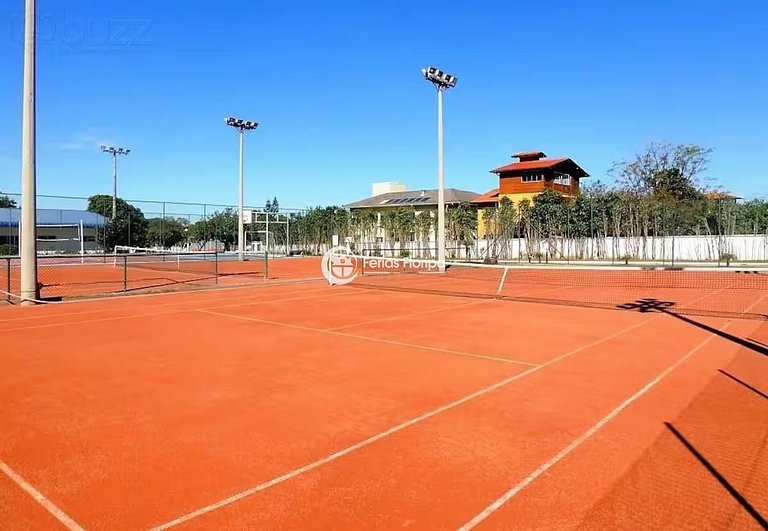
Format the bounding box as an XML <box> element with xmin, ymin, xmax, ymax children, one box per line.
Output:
<box><xmin>5</xmin><ymin>141</ymin><xmax>766</xmax><ymax>260</ymax></box>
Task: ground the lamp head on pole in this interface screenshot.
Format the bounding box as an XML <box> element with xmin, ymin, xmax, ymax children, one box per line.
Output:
<box><xmin>225</xmin><ymin>117</ymin><xmax>259</xmax><ymax>131</ymax></box>
<box><xmin>100</xmin><ymin>145</ymin><xmax>130</xmax><ymax>156</ymax></box>
<box><xmin>422</xmin><ymin>66</ymin><xmax>458</xmax><ymax>90</ymax></box>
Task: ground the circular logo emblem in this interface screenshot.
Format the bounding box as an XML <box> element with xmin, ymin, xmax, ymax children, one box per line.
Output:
<box><xmin>321</xmin><ymin>246</ymin><xmax>359</xmax><ymax>285</ymax></box>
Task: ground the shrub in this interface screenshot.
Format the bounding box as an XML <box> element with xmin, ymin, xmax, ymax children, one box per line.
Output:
<box><xmin>619</xmin><ymin>253</ymin><xmax>633</xmax><ymax>265</ymax></box>
<box><xmin>720</xmin><ymin>252</ymin><xmax>737</xmax><ymax>266</ymax></box>
<box><xmin>0</xmin><ymin>244</ymin><xmax>18</xmax><ymax>256</ymax></box>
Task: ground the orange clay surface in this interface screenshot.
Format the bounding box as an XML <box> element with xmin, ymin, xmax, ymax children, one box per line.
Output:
<box><xmin>2</xmin><ymin>256</ymin><xmax>321</xmax><ymax>299</ymax></box>
<box><xmin>1</xmin><ymin>259</ymin><xmax>766</xmax><ymax>530</ymax></box>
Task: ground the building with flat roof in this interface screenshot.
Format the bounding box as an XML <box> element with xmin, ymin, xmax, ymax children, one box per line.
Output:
<box><xmin>346</xmin><ymin>187</ymin><xmax>479</xmax><ymax>211</ymax></box>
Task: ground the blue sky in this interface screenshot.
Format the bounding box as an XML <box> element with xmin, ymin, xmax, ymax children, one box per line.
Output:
<box><xmin>0</xmin><ymin>0</ymin><xmax>766</xmax><ymax>212</ymax></box>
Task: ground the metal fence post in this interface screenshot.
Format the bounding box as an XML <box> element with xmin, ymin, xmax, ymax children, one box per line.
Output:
<box><xmin>123</xmin><ymin>255</ymin><xmax>128</xmax><ymax>292</ymax></box>
<box><xmin>264</xmin><ymin>251</ymin><xmax>269</xmax><ymax>280</ymax></box>
<box><xmin>214</xmin><ymin>251</ymin><xmax>218</xmax><ymax>284</ymax></box>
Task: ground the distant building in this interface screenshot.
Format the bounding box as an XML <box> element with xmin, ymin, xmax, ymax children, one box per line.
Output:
<box><xmin>345</xmin><ymin>184</ymin><xmax>480</xmax><ymax>254</ymax></box>
<box><xmin>0</xmin><ymin>208</ymin><xmax>106</xmax><ymax>253</ymax></box>
<box><xmin>346</xmin><ymin>187</ymin><xmax>479</xmax><ymax>211</ymax></box>
<box><xmin>475</xmin><ymin>150</ymin><xmax>589</xmax><ymax>237</ymax></box>
<box><xmin>371</xmin><ymin>182</ymin><xmax>407</xmax><ymax>197</ymax></box>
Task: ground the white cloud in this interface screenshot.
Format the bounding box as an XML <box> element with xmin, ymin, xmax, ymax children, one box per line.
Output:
<box><xmin>59</xmin><ymin>133</ymin><xmax>110</xmax><ymax>152</ymax></box>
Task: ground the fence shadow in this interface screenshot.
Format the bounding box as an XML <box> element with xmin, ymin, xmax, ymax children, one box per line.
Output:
<box><xmin>617</xmin><ymin>298</ymin><xmax>768</xmax><ymax>359</ymax></box>
<box><xmin>664</xmin><ymin>422</ymin><xmax>768</xmax><ymax>528</ymax></box>
<box><xmin>718</xmin><ymin>370</ymin><xmax>768</xmax><ymax>402</ymax></box>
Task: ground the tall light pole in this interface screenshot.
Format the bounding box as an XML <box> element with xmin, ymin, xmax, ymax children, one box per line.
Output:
<box><xmin>19</xmin><ymin>0</ymin><xmax>37</xmax><ymax>305</ymax></box>
<box><xmin>422</xmin><ymin>66</ymin><xmax>458</xmax><ymax>268</ymax></box>
<box><xmin>225</xmin><ymin>117</ymin><xmax>258</xmax><ymax>260</ymax></box>
<box><xmin>100</xmin><ymin>145</ymin><xmax>130</xmax><ymax>219</ymax></box>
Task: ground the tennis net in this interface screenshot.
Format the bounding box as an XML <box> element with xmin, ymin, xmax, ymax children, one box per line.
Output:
<box><xmin>341</xmin><ymin>254</ymin><xmax>768</xmax><ymax>320</ymax></box>
<box><xmin>113</xmin><ymin>246</ymin><xmax>268</xmax><ymax>279</ymax></box>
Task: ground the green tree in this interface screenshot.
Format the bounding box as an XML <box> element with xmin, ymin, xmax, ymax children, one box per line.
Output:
<box><xmin>87</xmin><ymin>194</ymin><xmax>148</xmax><ymax>250</ymax></box>
<box><xmin>146</xmin><ymin>217</ymin><xmax>188</xmax><ymax>248</ymax></box>
<box><xmin>0</xmin><ymin>194</ymin><xmax>17</xmax><ymax>208</ymax></box>
<box><xmin>349</xmin><ymin>210</ymin><xmax>377</xmax><ymax>252</ymax></box>
<box><xmin>446</xmin><ymin>202</ymin><xmax>477</xmax><ymax>259</ymax></box>
<box><xmin>187</xmin><ymin>219</ymin><xmax>209</xmax><ymax>250</ymax></box>
<box><xmin>611</xmin><ymin>141</ymin><xmax>712</xmax><ymax>197</ymax></box>
<box><xmin>206</xmin><ymin>209</ymin><xmax>238</xmax><ymax>251</ymax></box>
<box><xmin>265</xmin><ymin>197</ymin><xmax>279</xmax><ymax>213</ymax></box>
<box><xmin>414</xmin><ymin>209</ymin><xmax>435</xmax><ymax>257</ymax></box>
<box><xmin>649</xmin><ymin>168</ymin><xmax>701</xmax><ymax>202</ymax></box>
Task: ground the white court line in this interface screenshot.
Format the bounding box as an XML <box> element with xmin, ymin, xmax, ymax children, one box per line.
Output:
<box><xmin>0</xmin><ymin>461</ymin><xmax>85</xmax><ymax>531</ymax></box>
<box><xmin>0</xmin><ymin>274</ymin><xmax>324</xmax><ymax>309</ymax></box>
<box><xmin>458</xmin><ymin>293</ymin><xmax>764</xmax><ymax>530</ymax></box>
<box><xmin>325</xmin><ymin>298</ymin><xmax>492</xmax><ymax>332</ymax></box>
<box><xmin>199</xmin><ymin>309</ymin><xmax>539</xmax><ymax>367</ymax></box>
<box><xmin>0</xmin><ymin>282</ymin><xmax>329</xmax><ymax>323</ymax></box>
<box><xmin>0</xmin><ymin>288</ymin><xmax>356</xmax><ymax>333</ymax></box>
<box><xmin>151</xmin><ymin>313</ymin><xmax>659</xmax><ymax>530</ymax></box>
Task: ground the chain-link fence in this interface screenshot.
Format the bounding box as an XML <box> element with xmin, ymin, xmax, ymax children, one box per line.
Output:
<box><xmin>0</xmin><ymin>193</ymin><xmax>307</xmax><ymax>255</ymax></box>
<box><xmin>1</xmin><ymin>251</ymin><xmax>269</xmax><ymax>303</ymax></box>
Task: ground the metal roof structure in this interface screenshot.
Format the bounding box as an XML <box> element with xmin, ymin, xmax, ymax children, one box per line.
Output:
<box><xmin>345</xmin><ymin>188</ymin><xmax>480</xmax><ymax>209</ymax></box>
<box><xmin>0</xmin><ymin>208</ymin><xmax>107</xmax><ymax>228</ymax></box>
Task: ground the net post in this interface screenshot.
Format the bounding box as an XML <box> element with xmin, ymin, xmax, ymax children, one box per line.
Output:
<box><xmin>5</xmin><ymin>257</ymin><xmax>10</xmax><ymax>303</ymax></box>
<box><xmin>214</xmin><ymin>251</ymin><xmax>219</xmax><ymax>284</ymax></box>
<box><xmin>122</xmin><ymin>255</ymin><xmax>128</xmax><ymax>292</ymax></box>
<box><xmin>496</xmin><ymin>266</ymin><xmax>509</xmax><ymax>296</ymax></box>
<box><xmin>264</xmin><ymin>250</ymin><xmax>269</xmax><ymax>280</ymax></box>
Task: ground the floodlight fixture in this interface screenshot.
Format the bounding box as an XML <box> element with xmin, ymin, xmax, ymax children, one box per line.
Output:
<box><xmin>225</xmin><ymin>117</ymin><xmax>259</xmax><ymax>131</ymax></box>
<box><xmin>422</xmin><ymin>66</ymin><xmax>458</xmax><ymax>90</ymax></box>
<box><xmin>101</xmin><ymin>145</ymin><xmax>131</xmax><ymax>156</ymax></box>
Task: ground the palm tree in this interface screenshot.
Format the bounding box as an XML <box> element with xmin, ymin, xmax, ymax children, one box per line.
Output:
<box><xmin>446</xmin><ymin>202</ymin><xmax>477</xmax><ymax>260</ymax></box>
<box><xmin>481</xmin><ymin>207</ymin><xmax>497</xmax><ymax>259</ymax></box>
<box><xmin>496</xmin><ymin>197</ymin><xmax>516</xmax><ymax>260</ymax></box>
<box><xmin>394</xmin><ymin>208</ymin><xmax>416</xmax><ymax>256</ymax></box>
<box><xmin>414</xmin><ymin>209</ymin><xmax>434</xmax><ymax>258</ymax></box>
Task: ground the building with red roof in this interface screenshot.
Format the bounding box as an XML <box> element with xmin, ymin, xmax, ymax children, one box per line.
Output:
<box><xmin>475</xmin><ymin>150</ymin><xmax>589</xmax><ymax>236</ymax></box>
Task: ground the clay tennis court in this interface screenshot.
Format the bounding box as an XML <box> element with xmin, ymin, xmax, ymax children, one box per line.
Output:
<box><xmin>1</xmin><ymin>254</ymin><xmax>315</xmax><ymax>300</ymax></box>
<box><xmin>1</xmin><ymin>257</ymin><xmax>767</xmax><ymax>529</ymax></box>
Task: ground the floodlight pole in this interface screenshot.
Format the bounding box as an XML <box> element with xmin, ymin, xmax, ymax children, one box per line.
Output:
<box><xmin>436</xmin><ymin>87</ymin><xmax>445</xmax><ymax>268</ymax></box>
<box><xmin>112</xmin><ymin>152</ymin><xmax>118</xmax><ymax>218</ymax></box>
<box><xmin>100</xmin><ymin>146</ymin><xmax>130</xmax><ymax>219</ymax></box>
<box><xmin>238</xmin><ymin>128</ymin><xmax>244</xmax><ymax>260</ymax></box>
<box><xmin>225</xmin><ymin>117</ymin><xmax>258</xmax><ymax>261</ymax></box>
<box><xmin>422</xmin><ymin>67</ymin><xmax>457</xmax><ymax>269</ymax></box>
<box><xmin>20</xmin><ymin>0</ymin><xmax>38</xmax><ymax>305</ymax></box>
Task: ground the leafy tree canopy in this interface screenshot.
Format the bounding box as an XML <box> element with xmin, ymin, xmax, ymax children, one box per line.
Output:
<box><xmin>87</xmin><ymin>194</ymin><xmax>148</xmax><ymax>249</ymax></box>
<box><xmin>146</xmin><ymin>217</ymin><xmax>189</xmax><ymax>248</ymax></box>
<box><xmin>610</xmin><ymin>141</ymin><xmax>712</xmax><ymax>198</ymax></box>
<box><xmin>0</xmin><ymin>194</ymin><xmax>17</xmax><ymax>208</ymax></box>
